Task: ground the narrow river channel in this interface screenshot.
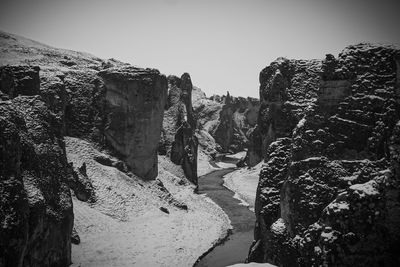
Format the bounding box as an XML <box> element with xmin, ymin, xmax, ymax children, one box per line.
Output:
<box><xmin>195</xmin><ymin>164</ymin><xmax>255</xmax><ymax>267</ymax></box>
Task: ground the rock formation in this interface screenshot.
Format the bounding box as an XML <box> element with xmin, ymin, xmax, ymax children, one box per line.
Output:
<box><xmin>161</xmin><ymin>73</ymin><xmax>198</xmax><ymax>185</ymax></box>
<box><xmin>1</xmin><ymin>31</ymin><xmax>168</xmax><ymax>181</ymax></box>
<box><xmin>0</xmin><ymin>31</ymin><xmax>169</xmax><ymax>265</ymax></box>
<box><xmin>193</xmin><ymin>88</ymin><xmax>260</xmax><ymax>158</ymax></box>
<box><xmin>0</xmin><ymin>88</ymin><xmax>73</xmax><ymax>266</ymax></box>
<box><xmin>99</xmin><ymin>66</ymin><xmax>167</xmax><ymax>180</ymax></box>
<box><xmin>0</xmin><ymin>66</ymin><xmax>40</xmax><ymax>98</ymax></box>
<box><xmin>248</xmin><ymin>44</ymin><xmax>400</xmax><ymax>266</ymax></box>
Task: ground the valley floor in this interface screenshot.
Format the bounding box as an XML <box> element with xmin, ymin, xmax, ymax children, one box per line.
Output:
<box><xmin>223</xmin><ymin>163</ymin><xmax>262</xmax><ymax>212</ymax></box>
<box><xmin>66</xmin><ymin>137</ymin><xmax>231</xmax><ymax>267</ymax></box>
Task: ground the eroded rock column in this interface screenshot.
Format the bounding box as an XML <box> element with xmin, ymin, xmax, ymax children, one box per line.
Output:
<box><xmin>99</xmin><ymin>66</ymin><xmax>167</xmax><ymax>180</ymax></box>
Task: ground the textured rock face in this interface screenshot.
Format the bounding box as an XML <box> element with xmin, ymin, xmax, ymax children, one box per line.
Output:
<box><xmin>0</xmin><ymin>66</ymin><xmax>40</xmax><ymax>98</ymax></box>
<box><xmin>43</xmin><ymin>66</ymin><xmax>168</xmax><ymax>181</ymax></box>
<box><xmin>194</xmin><ymin>89</ymin><xmax>260</xmax><ymax>157</ymax></box>
<box><xmin>249</xmin><ymin>44</ymin><xmax>400</xmax><ymax>266</ymax></box>
<box><xmin>99</xmin><ymin>66</ymin><xmax>167</xmax><ymax>180</ymax></box>
<box><xmin>1</xmin><ymin>31</ymin><xmax>169</xmax><ymax>181</ymax></box>
<box><xmin>245</xmin><ymin>58</ymin><xmax>320</xmax><ymax>168</ymax></box>
<box><xmin>396</xmin><ymin>54</ymin><xmax>400</xmax><ymax>99</ymax></box>
<box><xmin>213</xmin><ymin>93</ymin><xmax>260</xmax><ymax>153</ymax></box>
<box><xmin>162</xmin><ymin>73</ymin><xmax>198</xmax><ymax>185</ymax></box>
<box><xmin>0</xmin><ymin>31</ymin><xmax>170</xmax><ymax>266</ymax></box>
<box><xmin>0</xmin><ymin>96</ymin><xmax>73</xmax><ymax>267</ymax></box>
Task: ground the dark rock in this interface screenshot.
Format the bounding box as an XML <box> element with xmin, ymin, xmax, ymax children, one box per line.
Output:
<box><xmin>245</xmin><ymin>125</ymin><xmax>262</xmax><ymax>166</ymax></box>
<box><xmin>93</xmin><ymin>154</ymin><xmax>113</xmax><ymax>166</ymax></box>
<box><xmin>0</xmin><ymin>96</ymin><xmax>73</xmax><ymax>267</ymax></box>
<box><xmin>71</xmin><ymin>227</ymin><xmax>81</xmax><ymax>245</ymax></box>
<box><xmin>60</xmin><ymin>60</ymin><xmax>77</xmax><ymax>67</ymax></box>
<box><xmin>160</xmin><ymin>207</ymin><xmax>170</xmax><ymax>214</ymax></box>
<box><xmin>249</xmin><ymin>43</ymin><xmax>400</xmax><ymax>266</ymax></box>
<box><xmin>155</xmin><ymin>179</ymin><xmax>189</xmax><ymax>210</ymax></box>
<box><xmin>213</xmin><ymin>93</ymin><xmax>260</xmax><ymax>153</ymax></box>
<box><xmin>63</xmin><ymin>70</ymin><xmax>108</xmax><ymax>143</ymax></box>
<box><xmin>162</xmin><ymin>73</ymin><xmax>198</xmax><ymax>186</ymax></box>
<box><xmin>67</xmin><ymin>162</ymin><xmax>95</xmax><ymax>202</ymax></box>
<box><xmin>98</xmin><ymin>66</ymin><xmax>168</xmax><ymax>180</ymax></box>
<box><xmin>171</xmin><ymin>122</ymin><xmax>198</xmax><ymax>185</ymax></box>
<box><xmin>193</xmin><ymin>88</ymin><xmax>260</xmax><ymax>157</ymax></box>
<box><xmin>236</xmin><ymin>157</ymin><xmax>246</xmax><ymax>167</ymax></box>
<box><xmin>0</xmin><ymin>65</ymin><xmax>40</xmax><ymax>97</ymax></box>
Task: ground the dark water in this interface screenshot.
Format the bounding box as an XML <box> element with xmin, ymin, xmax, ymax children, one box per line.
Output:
<box><xmin>195</xmin><ymin>167</ymin><xmax>255</xmax><ymax>267</ymax></box>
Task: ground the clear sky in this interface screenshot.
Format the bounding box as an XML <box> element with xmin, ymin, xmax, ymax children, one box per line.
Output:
<box><xmin>1</xmin><ymin>0</ymin><xmax>399</xmax><ymax>97</ymax></box>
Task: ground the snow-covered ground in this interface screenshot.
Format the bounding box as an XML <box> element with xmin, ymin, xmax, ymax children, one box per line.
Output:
<box><xmin>197</xmin><ymin>150</ymin><xmax>219</xmax><ymax>177</ymax></box>
<box><xmin>214</xmin><ymin>151</ymin><xmax>247</xmax><ymax>169</ymax></box>
<box><xmin>66</xmin><ymin>137</ymin><xmax>231</xmax><ymax>267</ymax></box>
<box><xmin>228</xmin><ymin>263</ymin><xmax>277</xmax><ymax>267</ymax></box>
<box><xmin>223</xmin><ymin>163</ymin><xmax>262</xmax><ymax>212</ymax></box>
<box><xmin>198</xmin><ymin>150</ymin><xmax>247</xmax><ymax>175</ymax></box>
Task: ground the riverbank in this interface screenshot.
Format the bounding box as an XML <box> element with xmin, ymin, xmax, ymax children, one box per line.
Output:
<box><xmin>195</xmin><ymin>166</ymin><xmax>256</xmax><ymax>267</ymax></box>
<box><xmin>223</xmin><ymin>162</ymin><xmax>262</xmax><ymax>212</ymax></box>
<box><xmin>67</xmin><ymin>137</ymin><xmax>231</xmax><ymax>267</ymax></box>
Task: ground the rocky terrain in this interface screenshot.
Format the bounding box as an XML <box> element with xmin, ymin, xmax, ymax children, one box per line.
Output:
<box><xmin>248</xmin><ymin>44</ymin><xmax>400</xmax><ymax>266</ymax></box>
<box><xmin>0</xmin><ymin>91</ymin><xmax>73</xmax><ymax>267</ymax></box>
<box><xmin>3</xmin><ymin>29</ymin><xmax>399</xmax><ymax>267</ymax></box>
<box><xmin>193</xmin><ymin>88</ymin><xmax>260</xmax><ymax>160</ymax></box>
<box><xmin>0</xmin><ymin>31</ymin><xmax>229</xmax><ymax>266</ymax></box>
<box><xmin>160</xmin><ymin>74</ymin><xmax>198</xmax><ymax>185</ymax></box>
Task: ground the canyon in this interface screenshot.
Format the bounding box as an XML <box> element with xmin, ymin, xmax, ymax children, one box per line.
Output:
<box><xmin>1</xmin><ymin>30</ymin><xmax>400</xmax><ymax>267</ymax></box>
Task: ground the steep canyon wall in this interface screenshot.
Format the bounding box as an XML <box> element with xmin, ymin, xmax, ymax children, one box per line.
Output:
<box><xmin>248</xmin><ymin>44</ymin><xmax>400</xmax><ymax>266</ymax></box>
<box><xmin>0</xmin><ymin>32</ymin><xmax>168</xmax><ymax>266</ymax></box>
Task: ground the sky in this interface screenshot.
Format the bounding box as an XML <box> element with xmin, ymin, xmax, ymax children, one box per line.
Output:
<box><xmin>0</xmin><ymin>0</ymin><xmax>399</xmax><ymax>98</ymax></box>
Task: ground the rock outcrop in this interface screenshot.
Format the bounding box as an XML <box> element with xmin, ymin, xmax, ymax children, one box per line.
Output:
<box><xmin>194</xmin><ymin>88</ymin><xmax>260</xmax><ymax>157</ymax></box>
<box><xmin>0</xmin><ymin>66</ymin><xmax>40</xmax><ymax>98</ymax></box>
<box><xmin>99</xmin><ymin>66</ymin><xmax>167</xmax><ymax>180</ymax></box>
<box><xmin>248</xmin><ymin>44</ymin><xmax>400</xmax><ymax>266</ymax></box>
<box><xmin>161</xmin><ymin>73</ymin><xmax>198</xmax><ymax>185</ymax></box>
<box><xmin>0</xmin><ymin>94</ymin><xmax>73</xmax><ymax>267</ymax></box>
<box><xmin>0</xmin><ymin>31</ymin><xmax>168</xmax><ymax>181</ymax></box>
<box><xmin>0</xmin><ymin>31</ymin><xmax>169</xmax><ymax>265</ymax></box>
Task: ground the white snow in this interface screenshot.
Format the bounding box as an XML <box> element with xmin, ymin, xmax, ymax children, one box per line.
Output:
<box><xmin>228</xmin><ymin>151</ymin><xmax>248</xmax><ymax>160</ymax></box>
<box><xmin>326</xmin><ymin>200</ymin><xmax>350</xmax><ymax>215</ymax></box>
<box><xmin>223</xmin><ymin>162</ymin><xmax>262</xmax><ymax>212</ymax></box>
<box><xmin>66</xmin><ymin>137</ymin><xmax>231</xmax><ymax>267</ymax></box>
<box><xmin>215</xmin><ymin>161</ymin><xmax>237</xmax><ymax>168</ymax></box>
<box><xmin>297</xmin><ymin>118</ymin><xmax>306</xmax><ymax>128</ymax></box>
<box><xmin>270</xmin><ymin>218</ymin><xmax>287</xmax><ymax>235</ymax></box>
<box><xmin>227</xmin><ymin>262</ymin><xmax>277</xmax><ymax>267</ymax></box>
<box><xmin>320</xmin><ymin>230</ymin><xmax>337</xmax><ymax>243</ymax></box>
<box><xmin>350</xmin><ymin>180</ymin><xmax>380</xmax><ymax>198</ymax></box>
<box><xmin>197</xmin><ymin>150</ymin><xmax>220</xmax><ymax>177</ymax></box>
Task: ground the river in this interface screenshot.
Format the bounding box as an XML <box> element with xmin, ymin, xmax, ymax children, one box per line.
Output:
<box><xmin>194</xmin><ymin>163</ymin><xmax>255</xmax><ymax>267</ymax></box>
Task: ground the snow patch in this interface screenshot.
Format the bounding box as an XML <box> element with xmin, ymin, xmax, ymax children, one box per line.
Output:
<box><xmin>270</xmin><ymin>218</ymin><xmax>287</xmax><ymax>235</ymax></box>
<box><xmin>326</xmin><ymin>201</ymin><xmax>350</xmax><ymax>215</ymax></box>
<box><xmin>222</xmin><ymin>162</ymin><xmax>262</xmax><ymax>212</ymax></box>
<box><xmin>350</xmin><ymin>180</ymin><xmax>379</xmax><ymax>198</ymax></box>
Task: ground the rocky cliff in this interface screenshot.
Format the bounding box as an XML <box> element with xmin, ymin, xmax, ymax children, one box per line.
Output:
<box><xmin>161</xmin><ymin>73</ymin><xmax>198</xmax><ymax>185</ymax></box>
<box><xmin>0</xmin><ymin>31</ymin><xmax>168</xmax><ymax>265</ymax></box>
<box><xmin>194</xmin><ymin>89</ymin><xmax>260</xmax><ymax>157</ymax></box>
<box><xmin>99</xmin><ymin>66</ymin><xmax>167</xmax><ymax>180</ymax></box>
<box><xmin>248</xmin><ymin>44</ymin><xmax>400</xmax><ymax>266</ymax></box>
<box><xmin>0</xmin><ymin>67</ymin><xmax>73</xmax><ymax>266</ymax></box>
<box><xmin>0</xmin><ymin>31</ymin><xmax>168</xmax><ymax>180</ymax></box>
